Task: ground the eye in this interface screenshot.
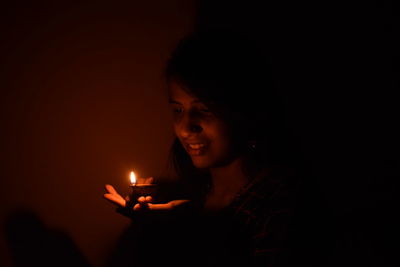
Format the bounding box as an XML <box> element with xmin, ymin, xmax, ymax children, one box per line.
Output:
<box><xmin>198</xmin><ymin>106</ymin><xmax>213</xmax><ymax>115</ymax></box>
<box><xmin>200</xmin><ymin>109</ymin><xmax>211</xmax><ymax>114</ymax></box>
<box><xmin>172</xmin><ymin>107</ymin><xmax>184</xmax><ymax>113</ymax></box>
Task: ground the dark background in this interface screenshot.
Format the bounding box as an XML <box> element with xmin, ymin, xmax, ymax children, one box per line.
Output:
<box><xmin>0</xmin><ymin>1</ymin><xmax>194</xmax><ymax>266</ymax></box>
<box><xmin>195</xmin><ymin>1</ymin><xmax>398</xmax><ymax>266</ymax></box>
<box><xmin>1</xmin><ymin>0</ymin><xmax>398</xmax><ymax>266</ymax></box>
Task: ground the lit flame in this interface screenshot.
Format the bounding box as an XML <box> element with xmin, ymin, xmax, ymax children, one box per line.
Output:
<box><xmin>130</xmin><ymin>171</ymin><xmax>136</xmax><ymax>184</ymax></box>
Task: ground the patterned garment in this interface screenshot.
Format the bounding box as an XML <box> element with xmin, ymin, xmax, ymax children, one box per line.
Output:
<box><xmin>108</xmin><ymin>167</ymin><xmax>317</xmax><ymax>267</ymax></box>
<box><xmin>220</xmin><ymin>166</ymin><xmax>298</xmax><ymax>267</ymax></box>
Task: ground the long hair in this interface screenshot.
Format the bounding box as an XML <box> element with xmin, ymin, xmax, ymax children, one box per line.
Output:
<box><xmin>165</xmin><ymin>29</ymin><xmax>302</xmax><ymax>199</ymax></box>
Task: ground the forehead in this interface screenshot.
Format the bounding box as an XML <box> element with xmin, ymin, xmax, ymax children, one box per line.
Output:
<box><xmin>168</xmin><ymin>82</ymin><xmax>198</xmax><ymax>103</ymax></box>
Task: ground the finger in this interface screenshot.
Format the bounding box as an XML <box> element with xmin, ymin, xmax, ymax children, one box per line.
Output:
<box><xmin>168</xmin><ymin>199</ymin><xmax>190</xmax><ymax>207</ymax></box>
<box><xmin>105</xmin><ymin>191</ymin><xmax>126</xmax><ymax>203</ymax></box>
<box><xmin>131</xmin><ymin>202</ymin><xmax>150</xmax><ymax>211</ymax></box>
<box><xmin>147</xmin><ymin>203</ymin><xmax>173</xmax><ymax>210</ymax></box>
<box><xmin>148</xmin><ymin>199</ymin><xmax>190</xmax><ymax>210</ymax></box>
<box><xmin>104</xmin><ymin>185</ymin><xmax>126</xmax><ymax>204</ymax></box>
<box><xmin>145</xmin><ymin>196</ymin><xmax>153</xmax><ymax>203</ymax></box>
<box><xmin>138</xmin><ymin>196</ymin><xmax>146</xmax><ymax>203</ymax></box>
<box><xmin>144</xmin><ymin>177</ymin><xmax>154</xmax><ymax>185</ymax></box>
<box><xmin>104</xmin><ymin>184</ymin><xmax>119</xmax><ymax>195</ymax></box>
<box><xmin>103</xmin><ymin>193</ymin><xmax>126</xmax><ymax>207</ymax></box>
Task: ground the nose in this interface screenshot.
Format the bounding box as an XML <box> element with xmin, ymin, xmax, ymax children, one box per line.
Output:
<box><xmin>176</xmin><ymin>111</ymin><xmax>202</xmax><ymax>138</ymax></box>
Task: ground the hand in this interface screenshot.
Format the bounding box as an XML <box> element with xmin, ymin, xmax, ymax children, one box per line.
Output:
<box><xmin>103</xmin><ymin>177</ymin><xmax>153</xmax><ymax>211</ymax></box>
<box><xmin>103</xmin><ymin>177</ymin><xmax>190</xmax><ymax>212</ymax></box>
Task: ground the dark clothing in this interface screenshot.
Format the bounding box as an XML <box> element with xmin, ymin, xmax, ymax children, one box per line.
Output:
<box><xmin>107</xmin><ymin>167</ymin><xmax>333</xmax><ymax>267</ymax></box>
<box><xmin>209</xmin><ymin>167</ymin><xmax>297</xmax><ymax>266</ymax></box>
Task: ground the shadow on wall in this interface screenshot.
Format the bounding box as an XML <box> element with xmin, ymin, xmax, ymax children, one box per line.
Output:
<box><xmin>3</xmin><ymin>209</ymin><xmax>90</xmax><ymax>267</ymax></box>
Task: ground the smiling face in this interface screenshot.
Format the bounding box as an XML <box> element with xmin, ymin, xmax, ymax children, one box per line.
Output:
<box><xmin>168</xmin><ymin>82</ymin><xmax>240</xmax><ymax>169</ymax></box>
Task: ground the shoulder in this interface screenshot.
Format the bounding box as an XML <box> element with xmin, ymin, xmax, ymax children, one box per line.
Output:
<box><xmin>226</xmin><ymin>166</ymin><xmax>301</xmax><ymax>265</ymax></box>
<box><xmin>232</xmin><ymin>165</ymin><xmax>299</xmax><ymax>218</ymax></box>
<box><xmin>227</xmin><ymin>165</ymin><xmax>299</xmax><ymax>243</ymax></box>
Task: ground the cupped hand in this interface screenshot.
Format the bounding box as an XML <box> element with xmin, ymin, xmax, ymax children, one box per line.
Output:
<box><xmin>103</xmin><ymin>177</ymin><xmax>190</xmax><ymax>212</ymax></box>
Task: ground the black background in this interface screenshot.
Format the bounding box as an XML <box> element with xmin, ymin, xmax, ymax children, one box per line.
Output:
<box><xmin>195</xmin><ymin>1</ymin><xmax>398</xmax><ymax>266</ymax></box>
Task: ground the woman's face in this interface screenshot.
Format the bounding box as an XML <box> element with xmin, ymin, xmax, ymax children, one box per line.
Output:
<box><xmin>168</xmin><ymin>82</ymin><xmax>239</xmax><ymax>169</ymax></box>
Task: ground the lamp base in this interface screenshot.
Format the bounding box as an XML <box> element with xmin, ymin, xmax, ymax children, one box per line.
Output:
<box><xmin>126</xmin><ymin>184</ymin><xmax>157</xmax><ymax>209</ymax></box>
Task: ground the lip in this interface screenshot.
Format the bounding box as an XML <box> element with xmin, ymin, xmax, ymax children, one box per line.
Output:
<box><xmin>184</xmin><ymin>141</ymin><xmax>208</xmax><ymax>156</ymax></box>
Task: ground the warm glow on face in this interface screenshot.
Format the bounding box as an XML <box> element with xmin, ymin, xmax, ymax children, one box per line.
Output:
<box><xmin>168</xmin><ymin>81</ymin><xmax>237</xmax><ymax>169</ymax></box>
<box><xmin>130</xmin><ymin>171</ymin><xmax>136</xmax><ymax>184</ymax></box>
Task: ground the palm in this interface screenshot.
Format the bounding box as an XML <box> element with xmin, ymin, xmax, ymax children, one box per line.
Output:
<box><xmin>103</xmin><ymin>178</ymin><xmax>189</xmax><ymax>211</ymax></box>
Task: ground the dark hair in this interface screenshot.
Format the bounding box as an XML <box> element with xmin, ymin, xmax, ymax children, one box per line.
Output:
<box><xmin>165</xmin><ymin>29</ymin><xmax>300</xmax><ymax>198</ymax></box>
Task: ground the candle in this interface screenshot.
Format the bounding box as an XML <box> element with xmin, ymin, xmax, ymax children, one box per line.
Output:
<box><xmin>127</xmin><ymin>171</ymin><xmax>157</xmax><ymax>209</ymax></box>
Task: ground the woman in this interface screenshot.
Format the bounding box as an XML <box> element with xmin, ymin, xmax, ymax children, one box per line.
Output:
<box><xmin>103</xmin><ymin>30</ymin><xmax>328</xmax><ymax>267</ymax></box>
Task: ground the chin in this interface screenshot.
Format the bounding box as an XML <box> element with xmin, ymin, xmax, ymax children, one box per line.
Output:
<box><xmin>191</xmin><ymin>153</ymin><xmax>239</xmax><ymax>170</ymax></box>
<box><xmin>191</xmin><ymin>157</ymin><xmax>214</xmax><ymax>169</ymax></box>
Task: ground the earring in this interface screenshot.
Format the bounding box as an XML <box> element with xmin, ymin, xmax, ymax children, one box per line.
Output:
<box><xmin>248</xmin><ymin>140</ymin><xmax>257</xmax><ymax>150</ymax></box>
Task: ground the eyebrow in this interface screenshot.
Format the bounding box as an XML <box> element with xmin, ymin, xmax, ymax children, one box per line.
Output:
<box><xmin>168</xmin><ymin>99</ymin><xmax>202</xmax><ymax>104</ymax></box>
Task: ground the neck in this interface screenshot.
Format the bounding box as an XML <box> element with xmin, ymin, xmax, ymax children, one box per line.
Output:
<box><xmin>205</xmin><ymin>156</ymin><xmax>251</xmax><ymax>211</ymax></box>
<box><xmin>210</xmin><ymin>157</ymin><xmax>249</xmax><ymax>191</ymax></box>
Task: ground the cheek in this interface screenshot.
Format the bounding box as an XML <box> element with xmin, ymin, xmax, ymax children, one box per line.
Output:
<box><xmin>173</xmin><ymin>122</ymin><xmax>179</xmax><ymax>135</ymax></box>
<box><xmin>208</xmin><ymin>125</ymin><xmax>235</xmax><ymax>155</ymax></box>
